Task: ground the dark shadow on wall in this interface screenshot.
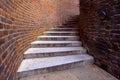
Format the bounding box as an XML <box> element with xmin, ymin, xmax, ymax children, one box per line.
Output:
<box><xmin>79</xmin><ymin>0</ymin><xmax>120</xmax><ymax>79</ymax></box>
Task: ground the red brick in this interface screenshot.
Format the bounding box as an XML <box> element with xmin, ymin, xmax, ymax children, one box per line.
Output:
<box><xmin>0</xmin><ymin>0</ymin><xmax>79</xmax><ymax>80</ymax></box>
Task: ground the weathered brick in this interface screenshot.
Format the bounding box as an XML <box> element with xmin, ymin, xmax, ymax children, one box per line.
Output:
<box><xmin>0</xmin><ymin>0</ymin><xmax>79</xmax><ymax>80</ymax></box>
<box><xmin>0</xmin><ymin>64</ymin><xmax>4</xmax><ymax>74</ymax></box>
<box><xmin>0</xmin><ymin>23</ymin><xmax>3</xmax><ymax>29</ymax></box>
<box><xmin>79</xmin><ymin>0</ymin><xmax>120</xmax><ymax>79</ymax></box>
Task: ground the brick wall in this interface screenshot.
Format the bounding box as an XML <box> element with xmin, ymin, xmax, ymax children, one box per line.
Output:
<box><xmin>79</xmin><ymin>0</ymin><xmax>120</xmax><ymax>79</ymax></box>
<box><xmin>57</xmin><ymin>0</ymin><xmax>80</xmax><ymax>23</ymax></box>
<box><xmin>0</xmin><ymin>0</ymin><xmax>79</xmax><ymax>80</ymax></box>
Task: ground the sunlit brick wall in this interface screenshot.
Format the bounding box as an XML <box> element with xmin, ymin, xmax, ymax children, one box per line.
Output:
<box><xmin>0</xmin><ymin>0</ymin><xmax>79</xmax><ymax>80</ymax></box>
<box><xmin>57</xmin><ymin>0</ymin><xmax>80</xmax><ymax>23</ymax></box>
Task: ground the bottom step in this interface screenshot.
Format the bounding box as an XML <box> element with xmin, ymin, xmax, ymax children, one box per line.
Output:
<box><xmin>17</xmin><ymin>54</ymin><xmax>93</xmax><ymax>78</ymax></box>
<box><xmin>20</xmin><ymin>64</ymin><xmax>118</xmax><ymax>80</ymax></box>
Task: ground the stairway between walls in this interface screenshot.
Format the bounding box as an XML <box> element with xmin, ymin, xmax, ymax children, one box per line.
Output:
<box><xmin>17</xmin><ymin>17</ymin><xmax>94</xmax><ymax>79</ymax></box>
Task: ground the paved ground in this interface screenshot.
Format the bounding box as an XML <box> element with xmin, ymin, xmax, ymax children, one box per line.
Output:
<box><xmin>20</xmin><ymin>64</ymin><xmax>118</xmax><ymax>80</ymax></box>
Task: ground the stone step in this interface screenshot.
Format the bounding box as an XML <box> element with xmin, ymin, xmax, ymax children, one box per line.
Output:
<box><xmin>57</xmin><ymin>25</ymin><xmax>75</xmax><ymax>28</ymax></box>
<box><xmin>50</xmin><ymin>28</ymin><xmax>79</xmax><ymax>31</ymax></box>
<box><xmin>37</xmin><ymin>36</ymin><xmax>80</xmax><ymax>41</ymax></box>
<box><xmin>63</xmin><ymin>23</ymin><xmax>77</xmax><ymax>25</ymax></box>
<box><xmin>17</xmin><ymin>54</ymin><xmax>94</xmax><ymax>78</ymax></box>
<box><xmin>24</xmin><ymin>47</ymin><xmax>86</xmax><ymax>59</ymax></box>
<box><xmin>43</xmin><ymin>31</ymin><xmax>78</xmax><ymax>33</ymax></box>
<box><xmin>63</xmin><ymin>21</ymin><xmax>78</xmax><ymax>24</ymax></box>
<box><xmin>31</xmin><ymin>41</ymin><xmax>82</xmax><ymax>47</ymax></box>
<box><xmin>43</xmin><ymin>31</ymin><xmax>79</xmax><ymax>36</ymax></box>
<box><xmin>67</xmin><ymin>21</ymin><xmax>78</xmax><ymax>22</ymax></box>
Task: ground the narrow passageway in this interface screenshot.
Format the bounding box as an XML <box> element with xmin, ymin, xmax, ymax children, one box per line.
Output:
<box><xmin>0</xmin><ymin>0</ymin><xmax>119</xmax><ymax>80</ymax></box>
<box><xmin>17</xmin><ymin>17</ymin><xmax>117</xmax><ymax>80</ymax></box>
<box><xmin>17</xmin><ymin>16</ymin><xmax>94</xmax><ymax>79</ymax></box>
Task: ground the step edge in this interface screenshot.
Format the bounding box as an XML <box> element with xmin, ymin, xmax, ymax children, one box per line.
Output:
<box><xmin>17</xmin><ymin>54</ymin><xmax>93</xmax><ymax>72</ymax></box>
<box><xmin>24</xmin><ymin>47</ymin><xmax>85</xmax><ymax>54</ymax></box>
<box><xmin>31</xmin><ymin>41</ymin><xmax>82</xmax><ymax>44</ymax></box>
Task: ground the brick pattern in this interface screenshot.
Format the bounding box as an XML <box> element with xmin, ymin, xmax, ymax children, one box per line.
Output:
<box><xmin>0</xmin><ymin>0</ymin><xmax>79</xmax><ymax>80</ymax></box>
<box><xmin>79</xmin><ymin>0</ymin><xmax>120</xmax><ymax>79</ymax></box>
<box><xmin>57</xmin><ymin>0</ymin><xmax>80</xmax><ymax>23</ymax></box>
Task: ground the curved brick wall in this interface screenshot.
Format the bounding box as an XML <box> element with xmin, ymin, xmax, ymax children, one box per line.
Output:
<box><xmin>79</xmin><ymin>0</ymin><xmax>120</xmax><ymax>79</ymax></box>
<box><xmin>0</xmin><ymin>0</ymin><xmax>79</xmax><ymax>80</ymax></box>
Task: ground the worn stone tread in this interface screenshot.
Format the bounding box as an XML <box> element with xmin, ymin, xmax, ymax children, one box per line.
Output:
<box><xmin>38</xmin><ymin>36</ymin><xmax>79</xmax><ymax>38</ymax></box>
<box><xmin>20</xmin><ymin>65</ymin><xmax>118</xmax><ymax>80</ymax></box>
<box><xmin>31</xmin><ymin>41</ymin><xmax>81</xmax><ymax>45</ymax></box>
<box><xmin>17</xmin><ymin>54</ymin><xmax>93</xmax><ymax>72</ymax></box>
<box><xmin>43</xmin><ymin>31</ymin><xmax>78</xmax><ymax>33</ymax></box>
<box><xmin>24</xmin><ymin>47</ymin><xmax>85</xmax><ymax>54</ymax></box>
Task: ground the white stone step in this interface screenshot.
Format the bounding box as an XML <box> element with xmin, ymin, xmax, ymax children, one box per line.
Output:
<box><xmin>43</xmin><ymin>31</ymin><xmax>79</xmax><ymax>36</ymax></box>
<box><xmin>50</xmin><ymin>28</ymin><xmax>79</xmax><ymax>30</ymax></box>
<box><xmin>24</xmin><ymin>47</ymin><xmax>86</xmax><ymax>59</ymax></box>
<box><xmin>50</xmin><ymin>28</ymin><xmax>79</xmax><ymax>31</ymax></box>
<box><xmin>37</xmin><ymin>36</ymin><xmax>80</xmax><ymax>41</ymax></box>
<box><xmin>38</xmin><ymin>36</ymin><xmax>79</xmax><ymax>38</ymax></box>
<box><xmin>17</xmin><ymin>54</ymin><xmax>94</xmax><ymax>78</ymax></box>
<box><xmin>57</xmin><ymin>25</ymin><xmax>74</xmax><ymax>28</ymax></box>
<box><xmin>31</xmin><ymin>41</ymin><xmax>81</xmax><ymax>44</ymax></box>
<box><xmin>43</xmin><ymin>31</ymin><xmax>78</xmax><ymax>33</ymax></box>
<box><xmin>31</xmin><ymin>41</ymin><xmax>82</xmax><ymax>47</ymax></box>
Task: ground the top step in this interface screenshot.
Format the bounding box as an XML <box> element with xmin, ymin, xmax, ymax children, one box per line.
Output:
<box><xmin>43</xmin><ymin>31</ymin><xmax>78</xmax><ymax>34</ymax></box>
<box><xmin>49</xmin><ymin>28</ymin><xmax>79</xmax><ymax>31</ymax></box>
<box><xmin>57</xmin><ymin>25</ymin><xmax>75</xmax><ymax>28</ymax></box>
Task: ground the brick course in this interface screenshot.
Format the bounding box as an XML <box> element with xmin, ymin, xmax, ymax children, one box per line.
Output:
<box><xmin>0</xmin><ymin>0</ymin><xmax>79</xmax><ymax>80</ymax></box>
<box><xmin>79</xmin><ymin>0</ymin><xmax>120</xmax><ymax>79</ymax></box>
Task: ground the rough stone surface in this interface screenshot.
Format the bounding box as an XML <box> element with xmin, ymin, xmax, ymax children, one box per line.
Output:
<box><xmin>31</xmin><ymin>41</ymin><xmax>82</xmax><ymax>47</ymax></box>
<box><xmin>18</xmin><ymin>54</ymin><xmax>93</xmax><ymax>72</ymax></box>
<box><xmin>20</xmin><ymin>65</ymin><xmax>118</xmax><ymax>80</ymax></box>
<box><xmin>24</xmin><ymin>47</ymin><xmax>84</xmax><ymax>54</ymax></box>
<box><xmin>37</xmin><ymin>36</ymin><xmax>80</xmax><ymax>41</ymax></box>
<box><xmin>23</xmin><ymin>47</ymin><xmax>86</xmax><ymax>59</ymax></box>
<box><xmin>31</xmin><ymin>41</ymin><xmax>81</xmax><ymax>44</ymax></box>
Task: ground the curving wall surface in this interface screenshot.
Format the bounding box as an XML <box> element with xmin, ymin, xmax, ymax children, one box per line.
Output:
<box><xmin>0</xmin><ymin>0</ymin><xmax>79</xmax><ymax>80</ymax></box>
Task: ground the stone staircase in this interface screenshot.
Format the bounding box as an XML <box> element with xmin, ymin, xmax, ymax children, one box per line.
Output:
<box><xmin>17</xmin><ymin>18</ymin><xmax>94</xmax><ymax>79</ymax></box>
